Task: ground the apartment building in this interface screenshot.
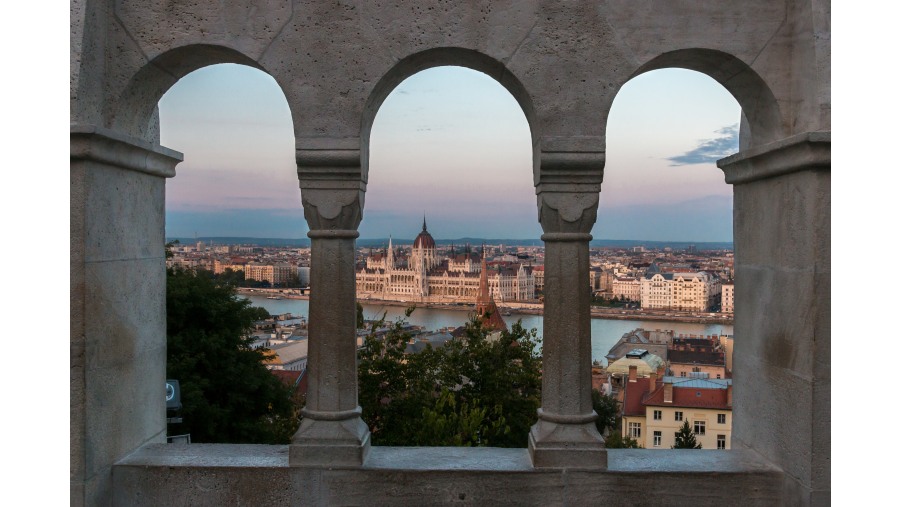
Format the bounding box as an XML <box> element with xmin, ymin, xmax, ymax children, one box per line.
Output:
<box><xmin>640</xmin><ymin>272</ymin><xmax>722</xmax><ymax>312</ymax></box>
<box><xmin>621</xmin><ymin>369</ymin><xmax>733</xmax><ymax>450</ymax></box>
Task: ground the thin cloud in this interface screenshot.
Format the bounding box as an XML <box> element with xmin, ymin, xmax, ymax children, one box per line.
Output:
<box><xmin>667</xmin><ymin>124</ymin><xmax>739</xmax><ymax>166</ymax></box>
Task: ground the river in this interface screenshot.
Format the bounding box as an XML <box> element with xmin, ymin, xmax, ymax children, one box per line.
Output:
<box><xmin>243</xmin><ymin>295</ymin><xmax>733</xmax><ymax>365</ymax></box>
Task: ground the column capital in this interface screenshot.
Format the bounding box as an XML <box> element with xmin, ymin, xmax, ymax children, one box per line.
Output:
<box><xmin>300</xmin><ymin>186</ymin><xmax>365</xmax><ymax>232</ymax></box>
<box><xmin>536</xmin><ymin>188</ymin><xmax>599</xmax><ymax>235</ymax></box>
<box><xmin>717</xmin><ymin>131</ymin><xmax>830</xmax><ymax>184</ymax></box>
<box><xmin>71</xmin><ymin>124</ymin><xmax>183</xmax><ymax>177</ymax></box>
<box><xmin>296</xmin><ymin>137</ymin><xmax>366</xmax><ymax>232</ymax></box>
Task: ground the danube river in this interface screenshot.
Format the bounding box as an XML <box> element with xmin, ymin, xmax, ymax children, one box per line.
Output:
<box><xmin>244</xmin><ymin>295</ymin><xmax>733</xmax><ymax>364</ymax></box>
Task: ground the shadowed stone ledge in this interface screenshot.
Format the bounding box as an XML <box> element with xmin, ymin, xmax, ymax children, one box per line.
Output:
<box><xmin>114</xmin><ymin>444</ymin><xmax>785</xmax><ymax>506</ymax></box>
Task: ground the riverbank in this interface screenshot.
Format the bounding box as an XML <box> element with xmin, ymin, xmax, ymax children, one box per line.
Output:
<box><xmin>237</xmin><ymin>288</ymin><xmax>310</xmax><ymax>300</ymax></box>
<box><xmin>238</xmin><ymin>289</ymin><xmax>733</xmax><ymax>325</ymax></box>
<box><xmin>355</xmin><ymin>297</ymin><xmax>733</xmax><ymax>325</ymax></box>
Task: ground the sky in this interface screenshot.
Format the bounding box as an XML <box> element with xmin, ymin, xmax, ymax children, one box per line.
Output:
<box><xmin>159</xmin><ymin>64</ymin><xmax>740</xmax><ymax>242</ymax></box>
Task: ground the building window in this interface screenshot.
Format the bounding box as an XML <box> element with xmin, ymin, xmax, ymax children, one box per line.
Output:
<box><xmin>628</xmin><ymin>422</ymin><xmax>641</xmax><ymax>439</ymax></box>
<box><xmin>718</xmin><ymin>413</ymin><xmax>726</xmax><ymax>424</ymax></box>
<box><xmin>717</xmin><ymin>434</ymin><xmax>726</xmax><ymax>449</ymax></box>
<box><xmin>653</xmin><ymin>431</ymin><xmax>662</xmax><ymax>447</ymax></box>
<box><xmin>653</xmin><ymin>410</ymin><xmax>662</xmax><ymax>420</ymax></box>
<box><xmin>680</xmin><ymin>372</ymin><xmax>686</xmax><ymax>377</ymax></box>
<box><xmin>694</xmin><ymin>420</ymin><xmax>706</xmax><ymax>435</ymax></box>
<box><xmin>675</xmin><ymin>411</ymin><xmax>683</xmax><ymax>421</ymax></box>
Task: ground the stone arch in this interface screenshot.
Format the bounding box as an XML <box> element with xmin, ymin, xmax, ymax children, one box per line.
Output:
<box><xmin>110</xmin><ymin>44</ymin><xmax>296</xmax><ymax>141</ymax></box>
<box><xmin>618</xmin><ymin>48</ymin><xmax>787</xmax><ymax>148</ymax></box>
<box><xmin>360</xmin><ymin>47</ymin><xmax>539</xmax><ymax>185</ymax></box>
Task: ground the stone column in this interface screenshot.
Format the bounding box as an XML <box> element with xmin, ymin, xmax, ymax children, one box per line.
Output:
<box><xmin>71</xmin><ymin>126</ymin><xmax>182</xmax><ymax>506</ymax></box>
<box><xmin>718</xmin><ymin>132</ymin><xmax>830</xmax><ymax>504</ymax></box>
<box><xmin>528</xmin><ymin>141</ymin><xmax>606</xmax><ymax>469</ymax></box>
<box><xmin>290</xmin><ymin>138</ymin><xmax>371</xmax><ymax>466</ymax></box>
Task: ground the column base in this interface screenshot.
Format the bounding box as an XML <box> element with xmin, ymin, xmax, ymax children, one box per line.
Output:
<box><xmin>528</xmin><ymin>416</ymin><xmax>607</xmax><ymax>469</ymax></box>
<box><xmin>290</xmin><ymin>413</ymin><xmax>371</xmax><ymax>467</ymax></box>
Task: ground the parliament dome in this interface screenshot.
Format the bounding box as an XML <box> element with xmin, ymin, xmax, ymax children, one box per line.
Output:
<box><xmin>413</xmin><ymin>217</ymin><xmax>435</xmax><ymax>249</ymax></box>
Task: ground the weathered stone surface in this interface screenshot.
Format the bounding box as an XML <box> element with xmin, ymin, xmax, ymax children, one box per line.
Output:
<box><xmin>530</xmin><ymin>185</ymin><xmax>606</xmax><ymax>468</ymax></box>
<box><xmin>722</xmin><ymin>136</ymin><xmax>830</xmax><ymax>506</ymax></box>
<box><xmin>292</xmin><ymin>167</ymin><xmax>371</xmax><ymax>466</ymax></box>
<box><xmin>71</xmin><ymin>129</ymin><xmax>180</xmax><ymax>506</ymax></box>
<box><xmin>113</xmin><ymin>445</ymin><xmax>784</xmax><ymax>506</ymax></box>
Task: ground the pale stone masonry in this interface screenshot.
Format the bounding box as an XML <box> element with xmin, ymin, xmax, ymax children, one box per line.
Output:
<box><xmin>71</xmin><ymin>1</ymin><xmax>830</xmax><ymax>504</ymax></box>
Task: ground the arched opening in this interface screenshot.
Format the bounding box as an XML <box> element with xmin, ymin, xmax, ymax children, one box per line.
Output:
<box><xmin>629</xmin><ymin>49</ymin><xmax>786</xmax><ymax>147</ymax></box>
<box><xmin>361</xmin><ymin>48</ymin><xmax>540</xmax><ymax>185</ymax></box>
<box><xmin>111</xmin><ymin>44</ymin><xmax>272</xmax><ymax>139</ymax></box>
<box><xmin>160</xmin><ymin>63</ymin><xmax>299</xmax><ymax>240</ymax></box>
<box><xmin>157</xmin><ymin>62</ymin><xmax>303</xmax><ymax>444</ymax></box>
<box><xmin>356</xmin><ymin>64</ymin><xmax>541</xmax><ymax>447</ymax></box>
<box><xmin>601</xmin><ymin>67</ymin><xmax>739</xmax><ymax>450</ymax></box>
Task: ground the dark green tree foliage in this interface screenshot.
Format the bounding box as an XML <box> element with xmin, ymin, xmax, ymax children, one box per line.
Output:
<box><xmin>591</xmin><ymin>389</ymin><xmax>619</xmax><ymax>435</ymax></box>
<box><xmin>166</xmin><ymin>266</ymin><xmax>294</xmax><ymax>443</ymax></box>
<box><xmin>604</xmin><ymin>430</ymin><xmax>642</xmax><ymax>448</ymax></box>
<box><xmin>673</xmin><ymin>420</ymin><xmax>703</xmax><ymax>449</ymax></box>
<box><xmin>358</xmin><ymin>312</ymin><xmax>542</xmax><ymax>447</ymax></box>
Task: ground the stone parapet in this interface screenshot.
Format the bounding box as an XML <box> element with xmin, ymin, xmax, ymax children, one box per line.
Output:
<box><xmin>71</xmin><ymin>127</ymin><xmax>182</xmax><ymax>507</ymax></box>
<box><xmin>114</xmin><ymin>445</ymin><xmax>785</xmax><ymax>506</ymax></box>
<box><xmin>71</xmin><ymin>125</ymin><xmax>183</xmax><ymax>177</ymax></box>
<box><xmin>718</xmin><ymin>131</ymin><xmax>831</xmax><ymax>184</ymax></box>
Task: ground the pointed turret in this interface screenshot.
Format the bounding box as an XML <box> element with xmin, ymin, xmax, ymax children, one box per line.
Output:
<box><xmin>386</xmin><ymin>235</ymin><xmax>394</xmax><ymax>270</ymax></box>
<box><xmin>475</xmin><ymin>246</ymin><xmax>507</xmax><ymax>332</ymax></box>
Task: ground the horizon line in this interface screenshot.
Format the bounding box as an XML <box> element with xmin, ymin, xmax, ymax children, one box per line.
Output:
<box><xmin>167</xmin><ymin>235</ymin><xmax>734</xmax><ymax>244</ymax></box>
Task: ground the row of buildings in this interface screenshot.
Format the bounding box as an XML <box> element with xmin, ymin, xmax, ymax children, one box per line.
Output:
<box><xmin>356</xmin><ymin>219</ymin><xmax>537</xmax><ymax>304</ymax></box>
<box><xmin>167</xmin><ymin>242</ymin><xmax>312</xmax><ymax>287</ymax></box>
<box><xmin>609</xmin><ymin>269</ymin><xmax>727</xmax><ymax>313</ymax></box>
<box><xmin>600</xmin><ymin>328</ymin><xmax>734</xmax><ymax>449</ymax></box>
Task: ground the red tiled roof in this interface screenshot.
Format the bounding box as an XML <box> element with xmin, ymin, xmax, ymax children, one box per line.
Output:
<box><xmin>643</xmin><ymin>385</ymin><xmax>730</xmax><ymax>410</ymax></box>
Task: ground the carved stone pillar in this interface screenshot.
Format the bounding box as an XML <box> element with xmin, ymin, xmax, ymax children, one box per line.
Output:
<box><xmin>71</xmin><ymin>125</ymin><xmax>182</xmax><ymax>505</ymax></box>
<box><xmin>528</xmin><ymin>140</ymin><xmax>607</xmax><ymax>469</ymax></box>
<box><xmin>718</xmin><ymin>132</ymin><xmax>830</xmax><ymax>503</ymax></box>
<box><xmin>290</xmin><ymin>138</ymin><xmax>371</xmax><ymax>466</ymax></box>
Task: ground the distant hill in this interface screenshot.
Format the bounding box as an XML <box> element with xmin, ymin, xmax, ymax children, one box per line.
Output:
<box><xmin>168</xmin><ymin>236</ymin><xmax>732</xmax><ymax>250</ymax></box>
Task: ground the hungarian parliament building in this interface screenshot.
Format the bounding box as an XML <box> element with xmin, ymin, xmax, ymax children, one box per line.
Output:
<box><xmin>356</xmin><ymin>219</ymin><xmax>536</xmax><ymax>304</ymax></box>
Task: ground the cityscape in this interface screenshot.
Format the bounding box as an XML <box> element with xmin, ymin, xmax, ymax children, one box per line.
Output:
<box><xmin>167</xmin><ymin>220</ymin><xmax>735</xmax><ymax>319</ymax></box>
<box><xmin>165</xmin><ymin>209</ymin><xmax>737</xmax><ymax>452</ymax></box>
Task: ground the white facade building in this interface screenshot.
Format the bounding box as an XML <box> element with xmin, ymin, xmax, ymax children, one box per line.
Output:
<box><xmin>356</xmin><ymin>220</ymin><xmax>535</xmax><ymax>304</ymax></box>
<box><xmin>613</xmin><ymin>276</ymin><xmax>641</xmax><ymax>301</ymax></box>
<box><xmin>639</xmin><ymin>272</ymin><xmax>721</xmax><ymax>312</ymax></box>
<box><xmin>721</xmin><ymin>282</ymin><xmax>734</xmax><ymax>314</ymax></box>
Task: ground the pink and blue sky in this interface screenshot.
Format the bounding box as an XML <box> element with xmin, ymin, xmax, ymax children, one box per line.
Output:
<box><xmin>160</xmin><ymin>65</ymin><xmax>740</xmax><ymax>241</ymax></box>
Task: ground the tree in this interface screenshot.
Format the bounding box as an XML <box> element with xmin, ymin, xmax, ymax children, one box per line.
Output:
<box><xmin>673</xmin><ymin>420</ymin><xmax>703</xmax><ymax>449</ymax></box>
<box><xmin>591</xmin><ymin>389</ymin><xmax>619</xmax><ymax>436</ymax></box>
<box><xmin>604</xmin><ymin>430</ymin><xmax>641</xmax><ymax>449</ymax></box>
<box><xmin>166</xmin><ymin>265</ymin><xmax>296</xmax><ymax>443</ymax></box>
<box><xmin>357</xmin><ymin>312</ymin><xmax>542</xmax><ymax>447</ymax></box>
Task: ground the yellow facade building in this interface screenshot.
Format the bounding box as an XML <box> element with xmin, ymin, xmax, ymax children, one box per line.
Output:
<box><xmin>621</xmin><ymin>371</ymin><xmax>733</xmax><ymax>450</ymax></box>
